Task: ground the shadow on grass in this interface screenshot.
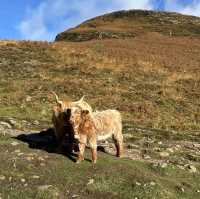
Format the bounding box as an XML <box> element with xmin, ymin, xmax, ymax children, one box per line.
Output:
<box><xmin>14</xmin><ymin>128</ymin><xmax>79</xmax><ymax>163</ymax></box>
<box><xmin>14</xmin><ymin>128</ymin><xmax>107</xmax><ymax>163</ymax></box>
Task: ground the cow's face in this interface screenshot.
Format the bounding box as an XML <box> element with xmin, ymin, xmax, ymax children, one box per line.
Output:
<box><xmin>68</xmin><ymin>107</ymin><xmax>82</xmax><ymax>139</ymax></box>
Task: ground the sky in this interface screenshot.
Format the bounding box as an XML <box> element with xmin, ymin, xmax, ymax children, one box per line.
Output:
<box><xmin>0</xmin><ymin>0</ymin><xmax>200</xmax><ymax>41</ymax></box>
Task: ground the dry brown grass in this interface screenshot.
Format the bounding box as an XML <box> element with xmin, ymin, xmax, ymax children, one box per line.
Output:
<box><xmin>0</xmin><ymin>31</ymin><xmax>200</xmax><ymax>130</ymax></box>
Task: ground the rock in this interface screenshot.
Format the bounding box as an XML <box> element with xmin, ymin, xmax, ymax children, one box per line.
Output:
<box><xmin>72</xmin><ymin>194</ymin><xmax>79</xmax><ymax>198</ymax></box>
<box><xmin>26</xmin><ymin>96</ymin><xmax>32</xmax><ymax>102</ymax></box>
<box><xmin>135</xmin><ymin>181</ymin><xmax>141</xmax><ymax>186</ymax></box>
<box><xmin>150</xmin><ymin>181</ymin><xmax>156</xmax><ymax>186</ymax></box>
<box><xmin>0</xmin><ymin>176</ymin><xmax>5</xmax><ymax>180</ymax></box>
<box><xmin>87</xmin><ymin>178</ymin><xmax>94</xmax><ymax>185</ymax></box>
<box><xmin>180</xmin><ymin>187</ymin><xmax>185</xmax><ymax>192</ymax></box>
<box><xmin>159</xmin><ymin>152</ymin><xmax>170</xmax><ymax>158</ymax></box>
<box><xmin>26</xmin><ymin>156</ymin><xmax>34</xmax><ymax>161</ymax></box>
<box><xmin>32</xmin><ymin>175</ymin><xmax>40</xmax><ymax>179</ymax></box>
<box><xmin>0</xmin><ymin>121</ymin><xmax>12</xmax><ymax>129</ymax></box>
<box><xmin>17</xmin><ymin>153</ymin><xmax>24</xmax><ymax>156</ymax></box>
<box><xmin>38</xmin><ymin>185</ymin><xmax>52</xmax><ymax>191</ymax></box>
<box><xmin>188</xmin><ymin>165</ymin><xmax>197</xmax><ymax>173</ymax></box>
<box><xmin>158</xmin><ymin>141</ymin><xmax>163</xmax><ymax>145</ymax></box>
<box><xmin>14</xmin><ymin>149</ymin><xmax>21</xmax><ymax>153</ymax></box>
<box><xmin>11</xmin><ymin>141</ymin><xmax>19</xmax><ymax>146</ymax></box>
<box><xmin>21</xmin><ymin>178</ymin><xmax>26</xmax><ymax>183</ymax></box>
<box><xmin>144</xmin><ymin>155</ymin><xmax>151</xmax><ymax>160</ymax></box>
<box><xmin>33</xmin><ymin>120</ymin><xmax>40</xmax><ymax>125</ymax></box>
<box><xmin>160</xmin><ymin>163</ymin><xmax>168</xmax><ymax>168</ymax></box>
<box><xmin>8</xmin><ymin>119</ymin><xmax>17</xmax><ymax>126</ymax></box>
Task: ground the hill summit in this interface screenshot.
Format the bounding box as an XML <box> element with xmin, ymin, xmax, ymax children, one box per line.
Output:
<box><xmin>55</xmin><ymin>9</ymin><xmax>200</xmax><ymax>42</ymax></box>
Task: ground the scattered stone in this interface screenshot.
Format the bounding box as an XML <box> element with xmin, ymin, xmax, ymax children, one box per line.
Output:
<box><xmin>40</xmin><ymin>163</ymin><xmax>46</xmax><ymax>167</ymax></box>
<box><xmin>14</xmin><ymin>149</ymin><xmax>21</xmax><ymax>153</ymax></box>
<box><xmin>33</xmin><ymin>120</ymin><xmax>39</xmax><ymax>125</ymax></box>
<box><xmin>193</xmin><ymin>143</ymin><xmax>200</xmax><ymax>148</ymax></box>
<box><xmin>159</xmin><ymin>152</ymin><xmax>170</xmax><ymax>158</ymax></box>
<box><xmin>72</xmin><ymin>194</ymin><xmax>79</xmax><ymax>198</ymax></box>
<box><xmin>197</xmin><ymin>190</ymin><xmax>200</xmax><ymax>193</ymax></box>
<box><xmin>188</xmin><ymin>165</ymin><xmax>197</xmax><ymax>173</ymax></box>
<box><xmin>0</xmin><ymin>176</ymin><xmax>5</xmax><ymax>180</ymax></box>
<box><xmin>24</xmin><ymin>183</ymin><xmax>28</xmax><ymax>187</ymax></box>
<box><xmin>17</xmin><ymin>153</ymin><xmax>24</xmax><ymax>156</ymax></box>
<box><xmin>9</xmin><ymin>119</ymin><xmax>17</xmax><ymax>126</ymax></box>
<box><xmin>11</xmin><ymin>141</ymin><xmax>19</xmax><ymax>146</ymax></box>
<box><xmin>143</xmin><ymin>155</ymin><xmax>151</xmax><ymax>159</ymax></box>
<box><xmin>32</xmin><ymin>175</ymin><xmax>40</xmax><ymax>179</ymax></box>
<box><xmin>87</xmin><ymin>178</ymin><xmax>94</xmax><ymax>185</ymax></box>
<box><xmin>181</xmin><ymin>187</ymin><xmax>185</xmax><ymax>192</ymax></box>
<box><xmin>150</xmin><ymin>181</ymin><xmax>156</xmax><ymax>186</ymax></box>
<box><xmin>38</xmin><ymin>185</ymin><xmax>52</xmax><ymax>191</ymax></box>
<box><xmin>26</xmin><ymin>96</ymin><xmax>32</xmax><ymax>102</ymax></box>
<box><xmin>0</xmin><ymin>121</ymin><xmax>12</xmax><ymax>129</ymax></box>
<box><xmin>9</xmin><ymin>177</ymin><xmax>12</xmax><ymax>182</ymax></box>
<box><xmin>26</xmin><ymin>156</ymin><xmax>34</xmax><ymax>161</ymax></box>
<box><xmin>135</xmin><ymin>181</ymin><xmax>141</xmax><ymax>186</ymax></box>
<box><xmin>158</xmin><ymin>141</ymin><xmax>163</xmax><ymax>145</ymax></box>
<box><xmin>160</xmin><ymin>163</ymin><xmax>168</xmax><ymax>168</ymax></box>
<box><xmin>21</xmin><ymin>178</ymin><xmax>26</xmax><ymax>183</ymax></box>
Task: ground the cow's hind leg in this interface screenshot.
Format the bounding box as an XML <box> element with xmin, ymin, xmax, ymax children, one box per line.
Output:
<box><xmin>113</xmin><ymin>133</ymin><xmax>123</xmax><ymax>157</ymax></box>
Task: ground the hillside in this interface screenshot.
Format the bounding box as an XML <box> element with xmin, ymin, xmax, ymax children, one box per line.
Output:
<box><xmin>0</xmin><ymin>9</ymin><xmax>200</xmax><ymax>199</ymax></box>
<box><xmin>55</xmin><ymin>10</ymin><xmax>200</xmax><ymax>42</ymax></box>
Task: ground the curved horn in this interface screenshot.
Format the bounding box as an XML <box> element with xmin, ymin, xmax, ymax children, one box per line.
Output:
<box><xmin>77</xmin><ymin>95</ymin><xmax>85</xmax><ymax>103</ymax></box>
<box><xmin>51</xmin><ymin>91</ymin><xmax>63</xmax><ymax>105</ymax></box>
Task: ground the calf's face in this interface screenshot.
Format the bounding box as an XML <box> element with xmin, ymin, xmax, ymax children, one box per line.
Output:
<box><xmin>69</xmin><ymin>109</ymin><xmax>90</xmax><ymax>140</ymax></box>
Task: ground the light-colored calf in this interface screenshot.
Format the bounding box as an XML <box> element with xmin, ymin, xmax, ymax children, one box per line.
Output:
<box><xmin>69</xmin><ymin>108</ymin><xmax>123</xmax><ymax>163</ymax></box>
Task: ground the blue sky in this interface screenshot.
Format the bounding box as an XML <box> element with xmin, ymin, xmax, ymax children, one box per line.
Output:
<box><xmin>0</xmin><ymin>0</ymin><xmax>200</xmax><ymax>41</ymax></box>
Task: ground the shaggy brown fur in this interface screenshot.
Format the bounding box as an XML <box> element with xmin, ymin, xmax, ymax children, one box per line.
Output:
<box><xmin>51</xmin><ymin>92</ymin><xmax>92</xmax><ymax>149</ymax></box>
<box><xmin>70</xmin><ymin>109</ymin><xmax>123</xmax><ymax>164</ymax></box>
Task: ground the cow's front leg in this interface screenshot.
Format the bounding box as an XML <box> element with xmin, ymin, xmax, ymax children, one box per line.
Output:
<box><xmin>77</xmin><ymin>143</ymin><xmax>86</xmax><ymax>163</ymax></box>
<box><xmin>89</xmin><ymin>137</ymin><xmax>97</xmax><ymax>164</ymax></box>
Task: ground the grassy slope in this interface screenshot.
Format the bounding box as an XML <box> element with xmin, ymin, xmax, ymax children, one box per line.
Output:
<box><xmin>56</xmin><ymin>10</ymin><xmax>200</xmax><ymax>41</ymax></box>
<box><xmin>0</xmin><ymin>35</ymin><xmax>199</xmax><ymax>131</ymax></box>
<box><xmin>0</xmin><ymin>134</ymin><xmax>200</xmax><ymax>199</ymax></box>
<box><xmin>0</xmin><ymin>10</ymin><xmax>200</xmax><ymax>199</ymax></box>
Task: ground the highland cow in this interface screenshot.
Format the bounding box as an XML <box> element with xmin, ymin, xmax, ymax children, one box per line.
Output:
<box><xmin>51</xmin><ymin>92</ymin><xmax>92</xmax><ymax>150</ymax></box>
<box><xmin>69</xmin><ymin>108</ymin><xmax>123</xmax><ymax>164</ymax></box>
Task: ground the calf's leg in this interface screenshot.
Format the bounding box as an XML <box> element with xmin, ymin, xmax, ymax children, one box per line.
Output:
<box><xmin>77</xmin><ymin>143</ymin><xmax>86</xmax><ymax>163</ymax></box>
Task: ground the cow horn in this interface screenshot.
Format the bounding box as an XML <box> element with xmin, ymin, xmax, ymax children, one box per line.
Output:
<box><xmin>51</xmin><ymin>91</ymin><xmax>63</xmax><ymax>106</ymax></box>
<box><xmin>77</xmin><ymin>95</ymin><xmax>85</xmax><ymax>103</ymax></box>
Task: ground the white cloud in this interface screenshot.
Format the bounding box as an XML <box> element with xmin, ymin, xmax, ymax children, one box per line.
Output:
<box><xmin>164</xmin><ymin>0</ymin><xmax>200</xmax><ymax>16</ymax></box>
<box><xmin>18</xmin><ymin>0</ymin><xmax>153</xmax><ymax>41</ymax></box>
